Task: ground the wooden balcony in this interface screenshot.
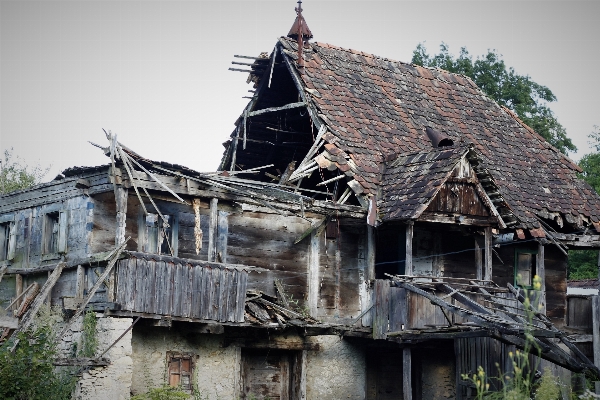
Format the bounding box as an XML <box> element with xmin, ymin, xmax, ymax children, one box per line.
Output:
<box><xmin>114</xmin><ymin>252</ymin><xmax>248</xmax><ymax>323</ymax></box>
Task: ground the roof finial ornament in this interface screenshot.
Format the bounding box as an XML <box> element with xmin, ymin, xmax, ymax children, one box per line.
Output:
<box><xmin>287</xmin><ymin>0</ymin><xmax>313</xmax><ymax>72</ymax></box>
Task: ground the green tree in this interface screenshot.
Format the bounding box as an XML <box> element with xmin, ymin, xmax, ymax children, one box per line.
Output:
<box><xmin>569</xmin><ymin>125</ymin><xmax>600</xmax><ymax>280</ymax></box>
<box><xmin>0</xmin><ymin>148</ymin><xmax>49</xmax><ymax>194</ymax></box>
<box><xmin>412</xmin><ymin>43</ymin><xmax>576</xmax><ymax>154</ymax></box>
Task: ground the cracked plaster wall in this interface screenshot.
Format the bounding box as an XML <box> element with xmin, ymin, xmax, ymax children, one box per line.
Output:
<box><xmin>130</xmin><ymin>326</ymin><xmax>240</xmax><ymax>400</ymax></box>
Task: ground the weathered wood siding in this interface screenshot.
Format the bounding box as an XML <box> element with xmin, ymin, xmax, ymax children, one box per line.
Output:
<box><xmin>566</xmin><ymin>296</ymin><xmax>593</xmax><ymax>331</ymax></box>
<box><xmin>425</xmin><ymin>182</ymin><xmax>489</xmax><ymax>217</ymax></box>
<box><xmin>0</xmin><ymin>195</ymin><xmax>93</xmax><ymax>270</ymax></box>
<box><xmin>545</xmin><ymin>245</ymin><xmax>567</xmax><ymax>325</ymax></box>
<box><xmin>227</xmin><ymin>211</ymin><xmax>311</xmax><ymax>304</ymax></box>
<box><xmin>115</xmin><ymin>257</ymin><xmax>247</xmax><ymax>322</ymax></box>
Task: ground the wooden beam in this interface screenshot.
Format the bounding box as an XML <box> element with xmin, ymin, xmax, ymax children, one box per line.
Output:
<box><xmin>367</xmin><ymin>225</ymin><xmax>375</xmax><ymax>281</ymax></box>
<box><xmin>208</xmin><ymin>198</ymin><xmax>218</xmax><ymax>262</ymax></box>
<box><xmin>475</xmin><ymin>240</ymin><xmax>483</xmax><ymax>281</ymax></box>
<box><xmin>537</xmin><ymin>242</ymin><xmax>546</xmax><ymax>313</ymax></box>
<box><xmin>403</xmin><ymin>347</ymin><xmax>412</xmax><ymax>400</ymax></box>
<box><xmin>405</xmin><ymin>222</ymin><xmax>413</xmax><ymax>276</ymax></box>
<box><xmin>15</xmin><ymin>274</ymin><xmax>22</xmax><ymax>308</ymax></box>
<box><xmin>484</xmin><ymin>227</ymin><xmax>492</xmax><ymax>281</ymax></box>
<box><xmin>308</xmin><ymin>229</ymin><xmax>320</xmax><ymax>318</ymax></box>
<box><xmin>247</xmin><ymin>102</ymin><xmax>305</xmax><ymax>117</ymax></box>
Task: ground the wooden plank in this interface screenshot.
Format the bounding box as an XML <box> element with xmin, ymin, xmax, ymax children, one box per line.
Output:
<box><xmin>164</xmin><ymin>262</ymin><xmax>174</xmax><ymax>316</ymax></box>
<box><xmin>217</xmin><ymin>211</ymin><xmax>228</xmax><ymax>263</ymax></box>
<box><xmin>227</xmin><ymin>271</ymin><xmax>239</xmax><ymax>322</ymax></box>
<box><xmin>0</xmin><ymin>316</ymin><xmax>19</xmax><ymax>329</ymax></box>
<box><xmin>236</xmin><ymin>270</ymin><xmax>248</xmax><ymax>322</ymax></box>
<box><xmin>15</xmin><ymin>273</ymin><xmax>23</xmax><ymax>307</ymax></box>
<box><xmin>208</xmin><ymin>199</ymin><xmax>218</xmax><ymax>262</ymax></box>
<box><xmin>308</xmin><ymin>230</ymin><xmax>320</xmax><ymax>318</ymax></box>
<box><xmin>115</xmin><ymin>186</ymin><xmax>128</xmax><ymax>246</ymax></box>
<box><xmin>475</xmin><ymin>240</ymin><xmax>483</xmax><ymax>281</ymax></box>
<box><xmin>201</xmin><ymin>267</ymin><xmax>213</xmax><ymax>320</ymax></box>
<box><xmin>484</xmin><ymin>227</ymin><xmax>492</xmax><ymax>280</ymax></box>
<box><xmin>593</xmin><ymin>296</ymin><xmax>600</xmax><ymax>370</ymax></box>
<box><xmin>367</xmin><ymin>225</ymin><xmax>375</xmax><ymax>281</ymax></box>
<box><xmin>389</xmin><ymin>287</ymin><xmax>406</xmax><ymax>332</ymax></box>
<box><xmin>219</xmin><ymin>268</ymin><xmax>231</xmax><ymax>322</ymax></box>
<box><xmin>403</xmin><ymin>347</ymin><xmax>412</xmax><ymax>400</ymax></box>
<box><xmin>190</xmin><ymin>265</ymin><xmax>202</xmax><ymax>319</ymax></box>
<box><xmin>405</xmin><ymin>222</ymin><xmax>413</xmax><ymax>276</ymax></box>
<box><xmin>247</xmin><ymin>101</ymin><xmax>305</xmax><ymax>117</ymax></box>
<box><xmin>373</xmin><ymin>279</ymin><xmax>390</xmax><ymax>339</ymax></box>
<box><xmin>155</xmin><ymin>261</ymin><xmax>166</xmax><ymax>315</ymax></box>
<box><xmin>537</xmin><ymin>242</ymin><xmax>546</xmax><ymax>313</ymax></box>
<box><xmin>134</xmin><ymin>260</ymin><xmax>146</xmax><ymax>312</ymax></box>
<box><xmin>172</xmin><ymin>263</ymin><xmax>182</xmax><ymax>316</ymax></box>
<box><xmin>57</xmin><ymin>210</ymin><xmax>68</xmax><ymax>253</ymax></box>
<box><xmin>145</xmin><ymin>260</ymin><xmax>157</xmax><ymax>314</ymax></box>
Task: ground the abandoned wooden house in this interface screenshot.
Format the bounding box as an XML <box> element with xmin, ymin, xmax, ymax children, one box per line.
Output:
<box><xmin>2</xmin><ymin>4</ymin><xmax>600</xmax><ymax>399</ymax></box>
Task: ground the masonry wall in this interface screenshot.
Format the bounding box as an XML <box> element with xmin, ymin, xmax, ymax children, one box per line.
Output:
<box><xmin>305</xmin><ymin>336</ymin><xmax>366</xmax><ymax>400</ymax></box>
<box><xmin>130</xmin><ymin>325</ymin><xmax>240</xmax><ymax>399</ymax></box>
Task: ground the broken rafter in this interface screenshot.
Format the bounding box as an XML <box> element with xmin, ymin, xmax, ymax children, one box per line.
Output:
<box><xmin>247</xmin><ymin>102</ymin><xmax>306</xmax><ymax>117</ymax></box>
<box><xmin>229</xmin><ymin>68</ymin><xmax>253</xmax><ymax>73</ymax></box>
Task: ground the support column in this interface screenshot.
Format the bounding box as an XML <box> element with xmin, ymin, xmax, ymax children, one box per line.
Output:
<box><xmin>15</xmin><ymin>274</ymin><xmax>23</xmax><ymax>308</ymax></box>
<box><xmin>475</xmin><ymin>240</ymin><xmax>483</xmax><ymax>281</ymax></box>
<box><xmin>403</xmin><ymin>347</ymin><xmax>412</xmax><ymax>400</ymax></box>
<box><xmin>537</xmin><ymin>242</ymin><xmax>545</xmax><ymax>313</ymax></box>
<box><xmin>308</xmin><ymin>230</ymin><xmax>320</xmax><ymax>318</ymax></box>
<box><xmin>484</xmin><ymin>227</ymin><xmax>492</xmax><ymax>281</ymax></box>
<box><xmin>405</xmin><ymin>222</ymin><xmax>413</xmax><ymax>276</ymax></box>
<box><xmin>208</xmin><ymin>198</ymin><xmax>218</xmax><ymax>262</ymax></box>
<box><xmin>367</xmin><ymin>225</ymin><xmax>375</xmax><ymax>281</ymax></box>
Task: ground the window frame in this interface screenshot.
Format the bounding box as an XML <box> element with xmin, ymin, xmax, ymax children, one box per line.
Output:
<box><xmin>0</xmin><ymin>215</ymin><xmax>16</xmax><ymax>262</ymax></box>
<box><xmin>138</xmin><ymin>211</ymin><xmax>178</xmax><ymax>256</ymax></box>
<box><xmin>42</xmin><ymin>210</ymin><xmax>68</xmax><ymax>256</ymax></box>
<box><xmin>166</xmin><ymin>352</ymin><xmax>195</xmax><ymax>391</ymax></box>
<box><xmin>514</xmin><ymin>248</ymin><xmax>537</xmax><ymax>290</ymax></box>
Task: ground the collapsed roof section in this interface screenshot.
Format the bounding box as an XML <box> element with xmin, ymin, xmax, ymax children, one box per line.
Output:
<box><xmin>221</xmin><ymin>36</ymin><xmax>600</xmax><ymax>235</ymax></box>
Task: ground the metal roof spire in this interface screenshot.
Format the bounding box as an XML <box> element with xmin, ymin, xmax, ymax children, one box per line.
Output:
<box><xmin>287</xmin><ymin>0</ymin><xmax>313</xmax><ymax>71</ymax></box>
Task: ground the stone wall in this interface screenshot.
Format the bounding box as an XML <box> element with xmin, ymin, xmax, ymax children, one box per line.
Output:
<box><xmin>72</xmin><ymin>316</ymin><xmax>134</xmax><ymax>400</ymax></box>
<box><xmin>130</xmin><ymin>325</ymin><xmax>240</xmax><ymax>399</ymax></box>
<box><xmin>305</xmin><ymin>336</ymin><xmax>366</xmax><ymax>400</ymax></box>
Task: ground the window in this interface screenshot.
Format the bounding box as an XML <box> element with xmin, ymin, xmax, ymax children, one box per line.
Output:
<box><xmin>167</xmin><ymin>352</ymin><xmax>194</xmax><ymax>390</ymax></box>
<box><xmin>139</xmin><ymin>212</ymin><xmax>178</xmax><ymax>256</ymax></box>
<box><xmin>42</xmin><ymin>211</ymin><xmax>67</xmax><ymax>255</ymax></box>
<box><xmin>514</xmin><ymin>249</ymin><xmax>537</xmax><ymax>289</ymax></box>
<box><xmin>0</xmin><ymin>220</ymin><xmax>15</xmax><ymax>261</ymax></box>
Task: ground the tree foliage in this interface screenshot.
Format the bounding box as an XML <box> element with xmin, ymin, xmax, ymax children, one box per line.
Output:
<box><xmin>570</xmin><ymin>126</ymin><xmax>600</xmax><ymax>280</ymax></box>
<box><xmin>411</xmin><ymin>43</ymin><xmax>576</xmax><ymax>155</ymax></box>
<box><xmin>0</xmin><ymin>148</ymin><xmax>49</xmax><ymax>194</ymax></box>
<box><xmin>0</xmin><ymin>309</ymin><xmax>76</xmax><ymax>400</ymax></box>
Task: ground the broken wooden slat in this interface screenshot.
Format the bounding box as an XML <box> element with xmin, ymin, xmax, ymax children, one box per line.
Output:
<box><xmin>10</xmin><ymin>263</ymin><xmax>65</xmax><ymax>351</ymax></box>
<box><xmin>247</xmin><ymin>102</ymin><xmax>305</xmax><ymax>117</ymax></box>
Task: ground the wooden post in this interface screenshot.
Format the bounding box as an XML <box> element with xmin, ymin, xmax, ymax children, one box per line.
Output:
<box><xmin>208</xmin><ymin>198</ymin><xmax>218</xmax><ymax>262</ymax></box>
<box><xmin>593</xmin><ymin>296</ymin><xmax>600</xmax><ymax>394</ymax></box>
<box><xmin>537</xmin><ymin>242</ymin><xmax>545</xmax><ymax>313</ymax></box>
<box><xmin>115</xmin><ymin>186</ymin><xmax>128</xmax><ymax>246</ymax></box>
<box><xmin>47</xmin><ymin>271</ymin><xmax>52</xmax><ymax>305</ymax></box>
<box><xmin>484</xmin><ymin>227</ymin><xmax>492</xmax><ymax>281</ymax></box>
<box><xmin>373</xmin><ymin>279</ymin><xmax>390</xmax><ymax>339</ymax></box>
<box><xmin>403</xmin><ymin>347</ymin><xmax>412</xmax><ymax>400</ymax></box>
<box><xmin>475</xmin><ymin>240</ymin><xmax>483</xmax><ymax>281</ymax></box>
<box><xmin>308</xmin><ymin>230</ymin><xmax>320</xmax><ymax>318</ymax></box>
<box><xmin>75</xmin><ymin>265</ymin><xmax>85</xmax><ymax>299</ymax></box>
<box><xmin>406</xmin><ymin>222</ymin><xmax>413</xmax><ymax>276</ymax></box>
<box><xmin>367</xmin><ymin>225</ymin><xmax>375</xmax><ymax>281</ymax></box>
<box><xmin>15</xmin><ymin>274</ymin><xmax>23</xmax><ymax>308</ymax></box>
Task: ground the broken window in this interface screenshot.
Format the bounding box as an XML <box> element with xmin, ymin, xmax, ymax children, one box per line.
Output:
<box><xmin>167</xmin><ymin>352</ymin><xmax>194</xmax><ymax>391</ymax></box>
<box><xmin>42</xmin><ymin>211</ymin><xmax>67</xmax><ymax>255</ymax></box>
<box><xmin>514</xmin><ymin>249</ymin><xmax>537</xmax><ymax>289</ymax></box>
<box><xmin>139</xmin><ymin>213</ymin><xmax>178</xmax><ymax>256</ymax></box>
<box><xmin>0</xmin><ymin>220</ymin><xmax>15</xmax><ymax>261</ymax></box>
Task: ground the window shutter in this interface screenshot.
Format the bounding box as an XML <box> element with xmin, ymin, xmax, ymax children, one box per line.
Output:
<box><xmin>57</xmin><ymin>211</ymin><xmax>68</xmax><ymax>253</ymax></box>
<box><xmin>7</xmin><ymin>220</ymin><xmax>16</xmax><ymax>261</ymax></box>
<box><xmin>168</xmin><ymin>357</ymin><xmax>181</xmax><ymax>387</ymax></box>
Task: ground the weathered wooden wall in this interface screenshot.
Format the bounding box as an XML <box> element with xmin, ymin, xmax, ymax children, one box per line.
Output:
<box><xmin>115</xmin><ymin>257</ymin><xmax>247</xmax><ymax>322</ymax></box>
<box><xmin>227</xmin><ymin>211</ymin><xmax>311</xmax><ymax>305</ymax></box>
<box><xmin>566</xmin><ymin>296</ymin><xmax>593</xmax><ymax>331</ymax></box>
<box><xmin>544</xmin><ymin>245</ymin><xmax>568</xmax><ymax>325</ymax></box>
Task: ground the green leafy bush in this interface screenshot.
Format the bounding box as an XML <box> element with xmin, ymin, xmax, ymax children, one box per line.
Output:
<box><xmin>131</xmin><ymin>385</ymin><xmax>191</xmax><ymax>400</ymax></box>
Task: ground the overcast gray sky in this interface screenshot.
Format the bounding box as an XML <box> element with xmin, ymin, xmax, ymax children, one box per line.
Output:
<box><xmin>1</xmin><ymin>0</ymin><xmax>599</xmax><ymax>181</ymax></box>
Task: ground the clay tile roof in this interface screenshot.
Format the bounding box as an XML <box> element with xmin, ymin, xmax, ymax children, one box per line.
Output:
<box><xmin>278</xmin><ymin>37</ymin><xmax>600</xmax><ymax>229</ymax></box>
<box><xmin>380</xmin><ymin>145</ymin><xmax>468</xmax><ymax>221</ymax></box>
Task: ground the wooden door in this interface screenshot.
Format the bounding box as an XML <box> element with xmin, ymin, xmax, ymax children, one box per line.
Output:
<box><xmin>242</xmin><ymin>349</ymin><xmax>291</xmax><ymax>400</ymax></box>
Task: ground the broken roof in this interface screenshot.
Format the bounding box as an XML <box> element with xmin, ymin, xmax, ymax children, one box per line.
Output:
<box><xmin>271</xmin><ymin>37</ymin><xmax>600</xmax><ymax>231</ymax></box>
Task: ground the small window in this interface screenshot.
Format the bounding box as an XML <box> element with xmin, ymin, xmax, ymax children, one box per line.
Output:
<box><xmin>139</xmin><ymin>213</ymin><xmax>178</xmax><ymax>256</ymax></box>
<box><xmin>42</xmin><ymin>211</ymin><xmax>67</xmax><ymax>255</ymax></box>
<box><xmin>167</xmin><ymin>352</ymin><xmax>194</xmax><ymax>391</ymax></box>
<box><xmin>514</xmin><ymin>249</ymin><xmax>537</xmax><ymax>289</ymax></box>
<box><xmin>0</xmin><ymin>221</ymin><xmax>15</xmax><ymax>261</ymax></box>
